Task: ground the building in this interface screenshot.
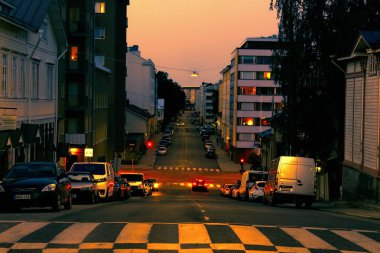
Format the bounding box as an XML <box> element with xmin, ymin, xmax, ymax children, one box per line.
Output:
<box><xmin>196</xmin><ymin>82</ymin><xmax>218</xmax><ymax>126</ymax></box>
<box><xmin>227</xmin><ymin>36</ymin><xmax>282</xmax><ymax>163</ymax></box>
<box><xmin>0</xmin><ymin>0</ymin><xmax>66</xmax><ymax>176</ymax></box>
<box><xmin>58</xmin><ymin>0</ymin><xmax>128</xmax><ymax>168</ymax></box>
<box><xmin>219</xmin><ymin>65</ymin><xmax>232</xmax><ymax>151</ymax></box>
<box><xmin>338</xmin><ymin>31</ymin><xmax>380</xmax><ymax>201</ymax></box>
<box><xmin>125</xmin><ymin>45</ymin><xmax>157</xmax><ymax>133</ymax></box>
<box><xmin>182</xmin><ymin>85</ymin><xmax>200</xmax><ymax>110</ymax></box>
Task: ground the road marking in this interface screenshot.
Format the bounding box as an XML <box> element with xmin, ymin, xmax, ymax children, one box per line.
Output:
<box><xmin>210</xmin><ymin>243</ymin><xmax>245</xmax><ymax>250</ymax></box>
<box><xmin>80</xmin><ymin>242</ymin><xmax>113</xmax><ymax>249</ymax></box>
<box><xmin>10</xmin><ymin>242</ymin><xmax>47</xmax><ymax>250</ymax></box>
<box><xmin>148</xmin><ymin>243</ymin><xmax>179</xmax><ymax>250</ymax></box>
<box><xmin>282</xmin><ymin>227</ymin><xmax>336</xmax><ymax>250</ymax></box>
<box><xmin>51</xmin><ymin>223</ymin><xmax>99</xmax><ymax>244</ymax></box>
<box><xmin>0</xmin><ymin>221</ymin><xmax>48</xmax><ymax>243</ymax></box>
<box><xmin>230</xmin><ymin>225</ymin><xmax>273</xmax><ymax>246</ymax></box>
<box><xmin>333</xmin><ymin>230</ymin><xmax>380</xmax><ymax>252</ymax></box>
<box><xmin>179</xmin><ymin>224</ymin><xmax>212</xmax><ymax>244</ymax></box>
<box><xmin>116</xmin><ymin>223</ymin><xmax>152</xmax><ymax>243</ymax></box>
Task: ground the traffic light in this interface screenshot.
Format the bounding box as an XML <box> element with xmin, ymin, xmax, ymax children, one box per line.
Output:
<box><xmin>240</xmin><ymin>158</ymin><xmax>245</xmax><ymax>166</ymax></box>
<box><xmin>146</xmin><ymin>140</ymin><xmax>154</xmax><ymax>149</ymax></box>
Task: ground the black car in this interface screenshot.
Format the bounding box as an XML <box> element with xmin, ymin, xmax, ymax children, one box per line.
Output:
<box><xmin>146</xmin><ymin>178</ymin><xmax>159</xmax><ymax>191</ymax></box>
<box><xmin>67</xmin><ymin>172</ymin><xmax>99</xmax><ymax>204</ymax></box>
<box><xmin>192</xmin><ymin>178</ymin><xmax>208</xmax><ymax>192</ymax></box>
<box><xmin>0</xmin><ymin>162</ymin><xmax>72</xmax><ymax>212</ymax></box>
<box><xmin>205</xmin><ymin>149</ymin><xmax>217</xmax><ymax>159</ymax></box>
<box><xmin>114</xmin><ymin>175</ymin><xmax>130</xmax><ymax>201</ymax></box>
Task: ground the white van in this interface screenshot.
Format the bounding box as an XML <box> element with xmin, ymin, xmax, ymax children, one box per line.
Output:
<box><xmin>70</xmin><ymin>162</ymin><xmax>115</xmax><ymax>201</ymax></box>
<box><xmin>238</xmin><ymin>170</ymin><xmax>268</xmax><ymax>201</ymax></box>
<box><xmin>263</xmin><ymin>156</ymin><xmax>316</xmax><ymax>208</ymax></box>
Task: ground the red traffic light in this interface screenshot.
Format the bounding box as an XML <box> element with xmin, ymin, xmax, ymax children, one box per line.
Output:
<box><xmin>146</xmin><ymin>140</ymin><xmax>154</xmax><ymax>149</ymax></box>
<box><xmin>240</xmin><ymin>158</ymin><xmax>245</xmax><ymax>163</ymax></box>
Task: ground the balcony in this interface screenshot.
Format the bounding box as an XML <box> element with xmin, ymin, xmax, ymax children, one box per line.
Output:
<box><xmin>67</xmin><ymin>59</ymin><xmax>89</xmax><ymax>74</ymax></box>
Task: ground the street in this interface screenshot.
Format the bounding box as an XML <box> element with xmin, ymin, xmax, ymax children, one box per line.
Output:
<box><xmin>0</xmin><ymin>113</ymin><xmax>379</xmax><ymax>252</ymax></box>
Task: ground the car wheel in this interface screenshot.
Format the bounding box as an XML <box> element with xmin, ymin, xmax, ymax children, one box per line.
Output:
<box><xmin>52</xmin><ymin>194</ymin><xmax>61</xmax><ymax>212</ymax></box>
<box><xmin>64</xmin><ymin>194</ymin><xmax>72</xmax><ymax>210</ymax></box>
<box><xmin>89</xmin><ymin>193</ymin><xmax>96</xmax><ymax>204</ymax></box>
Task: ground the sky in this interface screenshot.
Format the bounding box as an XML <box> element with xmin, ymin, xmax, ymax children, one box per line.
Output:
<box><xmin>127</xmin><ymin>0</ymin><xmax>279</xmax><ymax>87</ymax></box>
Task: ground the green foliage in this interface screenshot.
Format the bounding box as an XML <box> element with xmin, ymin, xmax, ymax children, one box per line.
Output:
<box><xmin>269</xmin><ymin>0</ymin><xmax>380</xmax><ymax>160</ymax></box>
<box><xmin>156</xmin><ymin>71</ymin><xmax>186</xmax><ymax>127</ymax></box>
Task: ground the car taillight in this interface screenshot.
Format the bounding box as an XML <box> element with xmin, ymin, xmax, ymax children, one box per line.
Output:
<box><xmin>254</xmin><ymin>185</ymin><xmax>258</xmax><ymax>190</ymax></box>
<box><xmin>193</xmin><ymin>182</ymin><xmax>197</xmax><ymax>186</ymax></box>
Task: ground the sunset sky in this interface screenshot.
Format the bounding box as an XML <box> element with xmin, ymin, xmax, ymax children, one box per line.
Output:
<box><xmin>127</xmin><ymin>0</ymin><xmax>279</xmax><ymax>87</ymax></box>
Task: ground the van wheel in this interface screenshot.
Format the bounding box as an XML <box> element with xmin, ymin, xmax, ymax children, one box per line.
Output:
<box><xmin>295</xmin><ymin>199</ymin><xmax>302</xmax><ymax>208</ymax></box>
<box><xmin>305</xmin><ymin>201</ymin><xmax>312</xmax><ymax>209</ymax></box>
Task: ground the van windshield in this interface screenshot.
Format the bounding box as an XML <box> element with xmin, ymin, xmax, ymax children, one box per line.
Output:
<box><xmin>248</xmin><ymin>173</ymin><xmax>268</xmax><ymax>182</ymax></box>
<box><xmin>71</xmin><ymin>164</ymin><xmax>105</xmax><ymax>175</ymax></box>
<box><xmin>121</xmin><ymin>174</ymin><xmax>143</xmax><ymax>181</ymax></box>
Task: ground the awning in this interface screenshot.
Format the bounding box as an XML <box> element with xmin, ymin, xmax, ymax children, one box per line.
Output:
<box><xmin>20</xmin><ymin>123</ymin><xmax>40</xmax><ymax>144</ymax></box>
<box><xmin>257</xmin><ymin>129</ymin><xmax>272</xmax><ymax>139</ymax></box>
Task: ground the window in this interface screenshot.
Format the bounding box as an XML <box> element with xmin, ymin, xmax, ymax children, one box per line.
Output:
<box><xmin>1</xmin><ymin>52</ymin><xmax>8</xmax><ymax>97</ymax></box>
<box><xmin>239</xmin><ymin>71</ymin><xmax>255</xmax><ymax>80</ymax></box>
<box><xmin>238</xmin><ymin>133</ymin><xmax>255</xmax><ymax>142</ymax></box>
<box><xmin>11</xmin><ymin>55</ymin><xmax>17</xmax><ymax>97</ymax></box>
<box><xmin>95</xmin><ymin>54</ymin><xmax>105</xmax><ymax>65</ymax></box>
<box><xmin>19</xmin><ymin>58</ymin><xmax>25</xmax><ymax>97</ymax></box>
<box><xmin>369</xmin><ymin>54</ymin><xmax>378</xmax><ymax>76</ymax></box>
<box><xmin>32</xmin><ymin>60</ymin><xmax>39</xmax><ymax>99</ymax></box>
<box><xmin>239</xmin><ymin>87</ymin><xmax>256</xmax><ymax>95</ymax></box>
<box><xmin>31</xmin><ymin>62</ymin><xmax>39</xmax><ymax>99</ymax></box>
<box><xmin>95</xmin><ymin>27</ymin><xmax>105</xmax><ymax>39</ymax></box>
<box><xmin>71</xmin><ymin>46</ymin><xmax>78</xmax><ymax>61</ymax></box>
<box><xmin>41</xmin><ymin>18</ymin><xmax>48</xmax><ymax>41</ymax></box>
<box><xmin>69</xmin><ymin>8</ymin><xmax>80</xmax><ymax>32</ymax></box>
<box><xmin>68</xmin><ymin>82</ymin><xmax>79</xmax><ymax>107</ymax></box>
<box><xmin>46</xmin><ymin>64</ymin><xmax>54</xmax><ymax>100</ymax></box>
<box><xmin>95</xmin><ymin>2</ymin><xmax>105</xmax><ymax>13</ymax></box>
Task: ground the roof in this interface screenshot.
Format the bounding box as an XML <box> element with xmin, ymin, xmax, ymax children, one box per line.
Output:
<box><xmin>350</xmin><ymin>31</ymin><xmax>380</xmax><ymax>55</ymax></box>
<box><xmin>126</xmin><ymin>104</ymin><xmax>153</xmax><ymax>120</ymax></box>
<box><xmin>0</xmin><ymin>0</ymin><xmax>52</xmax><ymax>32</ymax></box>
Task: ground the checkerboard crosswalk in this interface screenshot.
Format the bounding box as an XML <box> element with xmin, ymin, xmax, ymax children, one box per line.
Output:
<box><xmin>0</xmin><ymin>221</ymin><xmax>379</xmax><ymax>252</ymax></box>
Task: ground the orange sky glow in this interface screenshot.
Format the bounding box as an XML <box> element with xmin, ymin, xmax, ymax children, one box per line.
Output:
<box><xmin>127</xmin><ymin>0</ymin><xmax>279</xmax><ymax>87</ymax></box>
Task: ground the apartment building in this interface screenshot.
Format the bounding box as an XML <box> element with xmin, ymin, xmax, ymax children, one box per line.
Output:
<box><xmin>58</xmin><ymin>0</ymin><xmax>128</xmax><ymax>168</ymax></box>
<box><xmin>0</xmin><ymin>0</ymin><xmax>66</xmax><ymax>176</ymax></box>
<box><xmin>227</xmin><ymin>37</ymin><xmax>282</xmax><ymax>163</ymax></box>
<box><xmin>196</xmin><ymin>82</ymin><xmax>218</xmax><ymax>126</ymax></box>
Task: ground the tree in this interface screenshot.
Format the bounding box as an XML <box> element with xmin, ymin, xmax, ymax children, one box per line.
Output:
<box><xmin>269</xmin><ymin>0</ymin><xmax>380</xmax><ymax>161</ymax></box>
<box><xmin>156</xmin><ymin>71</ymin><xmax>186</xmax><ymax>127</ymax></box>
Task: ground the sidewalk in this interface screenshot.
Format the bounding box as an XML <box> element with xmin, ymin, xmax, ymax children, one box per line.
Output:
<box><xmin>212</xmin><ymin>135</ymin><xmax>242</xmax><ymax>172</ymax></box>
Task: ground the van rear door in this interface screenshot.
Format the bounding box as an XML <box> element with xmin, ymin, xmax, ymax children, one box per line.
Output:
<box><xmin>295</xmin><ymin>162</ymin><xmax>315</xmax><ymax>196</ymax></box>
<box><xmin>278</xmin><ymin>163</ymin><xmax>298</xmax><ymax>193</ymax></box>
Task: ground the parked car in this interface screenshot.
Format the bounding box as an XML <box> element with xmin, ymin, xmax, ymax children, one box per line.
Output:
<box><xmin>229</xmin><ymin>184</ymin><xmax>240</xmax><ymax>198</ymax></box>
<box><xmin>231</xmin><ymin>186</ymin><xmax>240</xmax><ymax>199</ymax></box>
<box><xmin>144</xmin><ymin>180</ymin><xmax>153</xmax><ymax>196</ymax></box>
<box><xmin>205</xmin><ymin>149</ymin><xmax>217</xmax><ymax>159</ymax></box>
<box><xmin>69</xmin><ymin>162</ymin><xmax>115</xmax><ymax>202</ymax></box>
<box><xmin>119</xmin><ymin>172</ymin><xmax>146</xmax><ymax>197</ymax></box>
<box><xmin>114</xmin><ymin>176</ymin><xmax>130</xmax><ymax>201</ymax></box>
<box><xmin>157</xmin><ymin>146</ymin><xmax>167</xmax><ymax>156</ymax></box>
<box><xmin>146</xmin><ymin>178</ymin><xmax>159</xmax><ymax>191</ymax></box>
<box><xmin>0</xmin><ymin>162</ymin><xmax>72</xmax><ymax>212</ymax></box>
<box><xmin>191</xmin><ymin>178</ymin><xmax>208</xmax><ymax>192</ymax></box>
<box><xmin>68</xmin><ymin>172</ymin><xmax>99</xmax><ymax>204</ymax></box>
<box><xmin>248</xmin><ymin>181</ymin><xmax>266</xmax><ymax>202</ymax></box>
<box><xmin>222</xmin><ymin>184</ymin><xmax>233</xmax><ymax>197</ymax></box>
<box><xmin>220</xmin><ymin>184</ymin><xmax>232</xmax><ymax>196</ymax></box>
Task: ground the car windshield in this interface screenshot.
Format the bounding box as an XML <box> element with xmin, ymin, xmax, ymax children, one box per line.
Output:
<box><xmin>121</xmin><ymin>174</ymin><xmax>143</xmax><ymax>181</ymax></box>
<box><xmin>6</xmin><ymin>163</ymin><xmax>56</xmax><ymax>178</ymax></box>
<box><xmin>71</xmin><ymin>164</ymin><xmax>105</xmax><ymax>175</ymax></box>
<box><xmin>146</xmin><ymin>179</ymin><xmax>156</xmax><ymax>183</ymax></box>
<box><xmin>257</xmin><ymin>182</ymin><xmax>266</xmax><ymax>188</ymax></box>
<box><xmin>68</xmin><ymin>173</ymin><xmax>91</xmax><ymax>182</ymax></box>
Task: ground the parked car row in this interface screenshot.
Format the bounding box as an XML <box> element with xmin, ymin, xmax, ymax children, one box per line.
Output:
<box><xmin>199</xmin><ymin>127</ymin><xmax>217</xmax><ymax>159</ymax></box>
<box><xmin>0</xmin><ymin>161</ymin><xmax>158</xmax><ymax>212</ymax></box>
<box><xmin>220</xmin><ymin>181</ymin><xmax>266</xmax><ymax>202</ymax></box>
<box><xmin>156</xmin><ymin>126</ymin><xmax>176</xmax><ymax>156</ymax></box>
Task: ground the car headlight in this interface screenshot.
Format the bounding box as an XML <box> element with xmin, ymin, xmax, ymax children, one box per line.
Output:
<box><xmin>42</xmin><ymin>184</ymin><xmax>57</xmax><ymax>192</ymax></box>
<box><xmin>0</xmin><ymin>185</ymin><xmax>4</xmax><ymax>192</ymax></box>
<box><xmin>153</xmin><ymin>183</ymin><xmax>159</xmax><ymax>188</ymax></box>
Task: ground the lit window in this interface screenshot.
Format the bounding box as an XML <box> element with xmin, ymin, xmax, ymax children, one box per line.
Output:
<box><xmin>247</xmin><ymin>119</ymin><xmax>254</xmax><ymax>126</ymax></box>
<box><xmin>71</xmin><ymin>46</ymin><xmax>78</xmax><ymax>61</ymax></box>
<box><xmin>95</xmin><ymin>2</ymin><xmax>105</xmax><ymax>13</ymax></box>
<box><xmin>264</xmin><ymin>72</ymin><xmax>271</xmax><ymax>80</ymax></box>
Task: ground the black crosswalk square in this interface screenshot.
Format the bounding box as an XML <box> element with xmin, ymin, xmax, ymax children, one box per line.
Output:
<box><xmin>205</xmin><ymin>224</ymin><xmax>241</xmax><ymax>243</ymax></box>
<box><xmin>149</xmin><ymin>223</ymin><xmax>179</xmax><ymax>243</ymax></box>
